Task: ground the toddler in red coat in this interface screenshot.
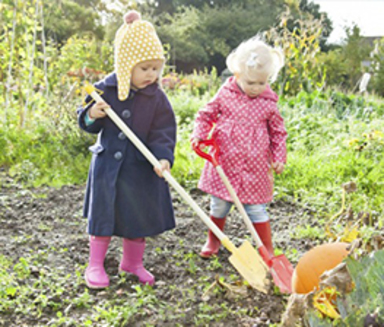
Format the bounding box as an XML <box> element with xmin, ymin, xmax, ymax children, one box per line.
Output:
<box><xmin>191</xmin><ymin>36</ymin><xmax>287</xmax><ymax>258</ymax></box>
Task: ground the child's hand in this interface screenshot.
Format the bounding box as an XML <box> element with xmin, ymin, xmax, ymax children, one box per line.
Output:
<box><xmin>89</xmin><ymin>101</ymin><xmax>109</xmax><ymax>119</ymax></box>
<box><xmin>154</xmin><ymin>159</ymin><xmax>170</xmax><ymax>178</ymax></box>
<box><xmin>272</xmin><ymin>162</ymin><xmax>285</xmax><ymax>174</ymax></box>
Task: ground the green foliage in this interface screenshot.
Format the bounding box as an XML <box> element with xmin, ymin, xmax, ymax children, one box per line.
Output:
<box><xmin>42</xmin><ymin>0</ymin><xmax>105</xmax><ymax>43</ymax></box>
<box><xmin>317</xmin><ymin>49</ymin><xmax>349</xmax><ymax>89</ymax></box>
<box><xmin>0</xmin><ymin>250</ymin><xmax>75</xmax><ymax>319</ymax></box>
<box><xmin>340</xmin><ymin>251</ymin><xmax>384</xmax><ymax>325</ymax></box>
<box><xmin>157</xmin><ymin>6</ymin><xmax>211</xmax><ymax>69</ymax></box>
<box><xmin>148</xmin><ymin>0</ymin><xmax>333</xmax><ymax>73</ymax></box>
<box><xmin>1</xmin><ymin>86</ymin><xmax>384</xmax><ymax>223</ymax></box>
<box><xmin>275</xmin><ymin>91</ymin><xmax>384</xmax><ymax>217</ymax></box>
<box><xmin>0</xmin><ymin>1</ymin><xmax>113</xmax><ymax>132</ymax></box>
<box><xmin>0</xmin><ymin>106</ymin><xmax>92</xmax><ymax>187</ymax></box>
<box><xmin>172</xmin><ymin>123</ymin><xmax>204</xmax><ymax>188</ymax></box>
<box><xmin>170</xmin><ymin>91</ymin><xmax>207</xmax><ymax>186</ymax></box>
<box><xmin>265</xmin><ymin>7</ymin><xmax>326</xmax><ymax>95</ymax></box>
<box><xmin>293</xmin><ymin>225</ymin><xmax>326</xmax><ymax>241</ymax></box>
<box><xmin>285</xmin><ymin>89</ymin><xmax>384</xmax><ymax>119</ymax></box>
<box><xmin>156</xmin><ymin>1</ymin><xmax>287</xmax><ymax>72</ymax></box>
<box><xmin>51</xmin><ymin>33</ymin><xmax>113</xmax><ymax>86</ymax></box>
<box><xmin>0</xmin><ymin>243</ymin><xmax>254</xmax><ymax>326</ymax></box>
<box><xmin>343</xmin><ymin>26</ymin><xmax>372</xmax><ymax>88</ymax></box>
<box><xmin>316</xmin><ymin>25</ymin><xmax>376</xmax><ymax>93</ymax></box>
<box><xmin>307</xmin><ymin>250</ymin><xmax>384</xmax><ymax>326</ymax></box>
<box><xmin>298</xmin><ymin>0</ymin><xmax>333</xmax><ymax>51</ymax></box>
<box><xmin>163</xmin><ymin>68</ymin><xmax>221</xmax><ymax>98</ymax></box>
<box><xmin>370</xmin><ymin>37</ymin><xmax>384</xmax><ymax>97</ymax></box>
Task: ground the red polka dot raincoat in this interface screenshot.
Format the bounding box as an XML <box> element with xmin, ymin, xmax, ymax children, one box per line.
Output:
<box><xmin>192</xmin><ymin>76</ymin><xmax>287</xmax><ymax>204</ymax></box>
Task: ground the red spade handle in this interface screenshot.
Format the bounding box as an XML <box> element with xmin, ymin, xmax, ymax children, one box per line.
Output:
<box><xmin>192</xmin><ymin>139</ymin><xmax>220</xmax><ymax>167</ymax></box>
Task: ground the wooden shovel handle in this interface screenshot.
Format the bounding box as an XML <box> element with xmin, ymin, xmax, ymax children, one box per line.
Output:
<box><xmin>84</xmin><ymin>85</ymin><xmax>236</xmax><ymax>252</ymax></box>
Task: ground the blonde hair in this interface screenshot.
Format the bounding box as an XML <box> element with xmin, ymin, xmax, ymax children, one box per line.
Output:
<box><xmin>226</xmin><ymin>36</ymin><xmax>284</xmax><ymax>83</ymax></box>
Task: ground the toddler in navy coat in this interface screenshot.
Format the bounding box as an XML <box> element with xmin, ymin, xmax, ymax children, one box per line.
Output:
<box><xmin>77</xmin><ymin>11</ymin><xmax>176</xmax><ymax>288</ymax></box>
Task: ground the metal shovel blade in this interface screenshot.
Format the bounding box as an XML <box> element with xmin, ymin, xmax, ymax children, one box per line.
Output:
<box><xmin>269</xmin><ymin>254</ymin><xmax>294</xmax><ymax>294</ymax></box>
<box><xmin>228</xmin><ymin>240</ymin><xmax>270</xmax><ymax>293</ymax></box>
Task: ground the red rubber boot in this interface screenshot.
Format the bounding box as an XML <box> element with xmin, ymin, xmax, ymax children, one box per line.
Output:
<box><xmin>253</xmin><ymin>221</ymin><xmax>274</xmax><ymax>255</ymax></box>
<box><xmin>200</xmin><ymin>216</ymin><xmax>226</xmax><ymax>258</ymax></box>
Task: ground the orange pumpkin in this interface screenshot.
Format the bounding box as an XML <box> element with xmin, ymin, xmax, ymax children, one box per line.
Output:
<box><xmin>292</xmin><ymin>242</ymin><xmax>350</xmax><ymax>294</ymax></box>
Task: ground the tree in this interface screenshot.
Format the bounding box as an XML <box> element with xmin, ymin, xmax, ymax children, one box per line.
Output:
<box><xmin>156</xmin><ymin>0</ymin><xmax>287</xmax><ymax>72</ymax></box>
<box><xmin>343</xmin><ymin>25</ymin><xmax>372</xmax><ymax>90</ymax></box>
<box><xmin>43</xmin><ymin>0</ymin><xmax>105</xmax><ymax>44</ymax></box>
<box><xmin>100</xmin><ymin>0</ymin><xmax>333</xmax><ymax>73</ymax></box>
<box><xmin>156</xmin><ymin>7</ymin><xmax>210</xmax><ymax>71</ymax></box>
<box><xmin>370</xmin><ymin>38</ymin><xmax>384</xmax><ymax>96</ymax></box>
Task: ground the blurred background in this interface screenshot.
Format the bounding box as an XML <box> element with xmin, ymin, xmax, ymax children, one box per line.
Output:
<box><xmin>1</xmin><ymin>0</ymin><xmax>383</xmax><ymax>217</ymax></box>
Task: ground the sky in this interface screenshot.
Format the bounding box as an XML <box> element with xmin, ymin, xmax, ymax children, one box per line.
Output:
<box><xmin>310</xmin><ymin>0</ymin><xmax>384</xmax><ymax>43</ymax></box>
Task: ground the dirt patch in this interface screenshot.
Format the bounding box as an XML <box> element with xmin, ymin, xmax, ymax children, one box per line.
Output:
<box><xmin>0</xmin><ymin>170</ymin><xmax>318</xmax><ymax>326</ymax></box>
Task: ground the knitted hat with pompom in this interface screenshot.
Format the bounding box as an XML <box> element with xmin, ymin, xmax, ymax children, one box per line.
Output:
<box><xmin>114</xmin><ymin>10</ymin><xmax>165</xmax><ymax>101</ymax></box>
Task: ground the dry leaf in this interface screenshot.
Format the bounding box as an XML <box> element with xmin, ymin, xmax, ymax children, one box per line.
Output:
<box><xmin>280</xmin><ymin>292</ymin><xmax>315</xmax><ymax>327</ymax></box>
<box><xmin>201</xmin><ymin>276</ymin><xmax>248</xmax><ymax>301</ymax></box>
<box><xmin>338</xmin><ymin>223</ymin><xmax>359</xmax><ymax>243</ymax></box>
<box><xmin>215</xmin><ymin>275</ymin><xmax>248</xmax><ymax>299</ymax></box>
<box><xmin>313</xmin><ymin>287</ymin><xmax>340</xmax><ymax>319</ymax></box>
<box><xmin>320</xmin><ymin>262</ymin><xmax>354</xmax><ymax>294</ymax></box>
<box><xmin>342</xmin><ymin>181</ymin><xmax>357</xmax><ymax>194</ymax></box>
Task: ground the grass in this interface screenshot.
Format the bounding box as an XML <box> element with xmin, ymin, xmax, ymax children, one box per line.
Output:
<box><xmin>0</xmin><ymin>249</ymin><xmax>256</xmax><ymax>326</ymax></box>
<box><xmin>1</xmin><ymin>90</ymin><xmax>383</xmax><ymax>232</ymax></box>
<box><xmin>276</xmin><ymin>104</ymin><xmax>384</xmax><ymax>218</ymax></box>
<box><xmin>0</xmin><ymin>89</ymin><xmax>383</xmax><ymax>222</ymax></box>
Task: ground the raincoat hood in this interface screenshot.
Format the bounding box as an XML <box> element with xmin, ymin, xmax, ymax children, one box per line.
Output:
<box><xmin>223</xmin><ymin>76</ymin><xmax>278</xmax><ymax>102</ymax></box>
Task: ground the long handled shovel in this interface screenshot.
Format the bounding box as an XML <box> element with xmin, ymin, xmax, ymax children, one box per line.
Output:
<box><xmin>193</xmin><ymin>139</ymin><xmax>294</xmax><ymax>294</ymax></box>
<box><xmin>84</xmin><ymin>84</ymin><xmax>270</xmax><ymax>293</ymax></box>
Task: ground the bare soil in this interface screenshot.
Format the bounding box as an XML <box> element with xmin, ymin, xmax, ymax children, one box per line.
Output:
<box><xmin>0</xmin><ymin>169</ymin><xmax>319</xmax><ymax>326</ymax></box>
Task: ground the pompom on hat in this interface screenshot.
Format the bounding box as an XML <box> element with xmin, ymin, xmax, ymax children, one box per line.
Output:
<box><xmin>114</xmin><ymin>10</ymin><xmax>165</xmax><ymax>101</ymax></box>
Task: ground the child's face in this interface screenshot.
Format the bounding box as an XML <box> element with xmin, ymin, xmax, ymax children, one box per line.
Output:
<box><xmin>131</xmin><ymin>59</ymin><xmax>163</xmax><ymax>89</ymax></box>
<box><xmin>236</xmin><ymin>71</ymin><xmax>269</xmax><ymax>98</ymax></box>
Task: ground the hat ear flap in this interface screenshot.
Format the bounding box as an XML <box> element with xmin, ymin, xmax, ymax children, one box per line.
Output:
<box><xmin>115</xmin><ymin>23</ymin><xmax>133</xmax><ymax>101</ymax></box>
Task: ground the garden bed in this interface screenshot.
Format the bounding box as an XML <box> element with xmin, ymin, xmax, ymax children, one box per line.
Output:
<box><xmin>0</xmin><ymin>170</ymin><xmax>319</xmax><ymax>326</ymax></box>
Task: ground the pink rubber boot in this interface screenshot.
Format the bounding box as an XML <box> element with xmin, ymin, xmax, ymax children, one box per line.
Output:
<box><xmin>119</xmin><ymin>238</ymin><xmax>155</xmax><ymax>286</ymax></box>
<box><xmin>85</xmin><ymin>236</ymin><xmax>111</xmax><ymax>289</ymax></box>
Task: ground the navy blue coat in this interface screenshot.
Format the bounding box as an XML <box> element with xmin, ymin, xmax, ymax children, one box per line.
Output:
<box><xmin>77</xmin><ymin>73</ymin><xmax>176</xmax><ymax>238</ymax></box>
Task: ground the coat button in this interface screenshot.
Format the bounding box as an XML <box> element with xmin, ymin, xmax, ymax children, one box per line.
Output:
<box><xmin>122</xmin><ymin>110</ymin><xmax>131</xmax><ymax>119</ymax></box>
<box><xmin>114</xmin><ymin>151</ymin><xmax>123</xmax><ymax>160</ymax></box>
<box><xmin>118</xmin><ymin>132</ymin><xmax>126</xmax><ymax>140</ymax></box>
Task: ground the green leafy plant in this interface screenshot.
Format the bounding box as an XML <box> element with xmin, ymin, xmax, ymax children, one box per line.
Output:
<box><xmin>265</xmin><ymin>6</ymin><xmax>326</xmax><ymax>95</ymax></box>
<box><xmin>307</xmin><ymin>250</ymin><xmax>384</xmax><ymax>326</ymax></box>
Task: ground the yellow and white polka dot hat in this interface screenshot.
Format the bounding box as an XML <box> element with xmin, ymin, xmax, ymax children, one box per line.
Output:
<box><xmin>114</xmin><ymin>11</ymin><xmax>165</xmax><ymax>101</ymax></box>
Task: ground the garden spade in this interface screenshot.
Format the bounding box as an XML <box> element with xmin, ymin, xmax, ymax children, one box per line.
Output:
<box><xmin>84</xmin><ymin>84</ymin><xmax>270</xmax><ymax>293</ymax></box>
<box><xmin>193</xmin><ymin>139</ymin><xmax>294</xmax><ymax>294</ymax></box>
